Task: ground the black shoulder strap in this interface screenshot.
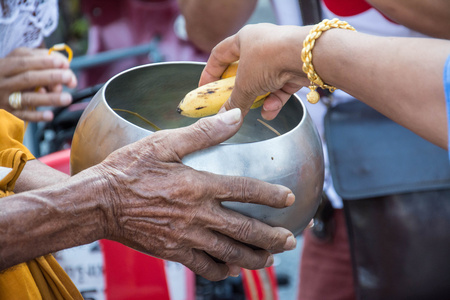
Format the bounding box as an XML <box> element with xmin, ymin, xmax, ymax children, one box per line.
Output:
<box><xmin>298</xmin><ymin>0</ymin><xmax>334</xmax><ymax>98</ymax></box>
<box><xmin>298</xmin><ymin>0</ymin><xmax>323</xmax><ymax>25</ymax></box>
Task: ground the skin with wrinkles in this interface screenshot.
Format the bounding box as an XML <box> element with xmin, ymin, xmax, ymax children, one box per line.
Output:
<box><xmin>0</xmin><ymin>48</ymin><xmax>77</xmax><ymax>122</ymax></box>
<box><xmin>1</xmin><ymin>109</ymin><xmax>296</xmax><ymax>281</ymax></box>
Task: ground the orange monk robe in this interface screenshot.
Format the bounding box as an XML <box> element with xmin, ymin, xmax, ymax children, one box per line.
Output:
<box><xmin>0</xmin><ymin>109</ymin><xmax>82</xmax><ymax>300</ymax></box>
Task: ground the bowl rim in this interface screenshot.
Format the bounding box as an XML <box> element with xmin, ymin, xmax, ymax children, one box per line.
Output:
<box><xmin>100</xmin><ymin>61</ymin><xmax>308</xmax><ymax>145</ymax></box>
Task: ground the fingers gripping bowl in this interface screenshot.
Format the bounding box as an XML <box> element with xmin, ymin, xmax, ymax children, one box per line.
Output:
<box><xmin>70</xmin><ymin>62</ymin><xmax>324</xmax><ymax>236</ymax></box>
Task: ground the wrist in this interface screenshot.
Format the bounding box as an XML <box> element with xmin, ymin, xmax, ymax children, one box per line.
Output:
<box><xmin>15</xmin><ymin>160</ymin><xmax>69</xmax><ymax>193</ymax></box>
<box><xmin>301</xmin><ymin>19</ymin><xmax>356</xmax><ymax>104</ymax></box>
<box><xmin>274</xmin><ymin>25</ymin><xmax>312</xmax><ymax>84</ymax></box>
<box><xmin>79</xmin><ymin>165</ymin><xmax>119</xmax><ymax>241</ymax></box>
<box><xmin>0</xmin><ymin>171</ymin><xmax>110</xmax><ymax>270</ymax></box>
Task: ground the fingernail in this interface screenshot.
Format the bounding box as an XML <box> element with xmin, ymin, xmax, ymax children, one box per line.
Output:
<box><xmin>42</xmin><ymin>111</ymin><xmax>53</xmax><ymax>121</ymax></box>
<box><xmin>218</xmin><ymin>106</ymin><xmax>227</xmax><ymax>114</ymax></box>
<box><xmin>218</xmin><ymin>107</ymin><xmax>241</xmax><ymax>125</ymax></box>
<box><xmin>228</xmin><ymin>264</ymin><xmax>241</xmax><ymax>277</ymax></box>
<box><xmin>265</xmin><ymin>254</ymin><xmax>274</xmax><ymax>268</ymax></box>
<box><xmin>284</xmin><ymin>235</ymin><xmax>297</xmax><ymax>251</ymax></box>
<box><xmin>60</xmin><ymin>93</ymin><xmax>72</xmax><ymax>106</ymax></box>
<box><xmin>62</xmin><ymin>71</ymin><xmax>72</xmax><ymax>82</ymax></box>
<box><xmin>286</xmin><ymin>193</ymin><xmax>295</xmax><ymax>206</ymax></box>
<box><xmin>264</xmin><ymin>99</ymin><xmax>282</xmax><ymax>112</ymax></box>
<box><xmin>71</xmin><ymin>75</ymin><xmax>78</xmax><ymax>87</ymax></box>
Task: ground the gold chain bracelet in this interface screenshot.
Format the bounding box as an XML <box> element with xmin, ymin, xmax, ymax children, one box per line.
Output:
<box><xmin>301</xmin><ymin>18</ymin><xmax>356</xmax><ymax>104</ymax></box>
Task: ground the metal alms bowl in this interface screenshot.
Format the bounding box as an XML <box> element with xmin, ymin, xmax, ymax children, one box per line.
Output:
<box><xmin>70</xmin><ymin>62</ymin><xmax>324</xmax><ymax>236</ymax></box>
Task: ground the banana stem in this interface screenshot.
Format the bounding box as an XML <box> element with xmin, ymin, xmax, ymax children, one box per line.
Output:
<box><xmin>113</xmin><ymin>108</ymin><xmax>161</xmax><ymax>131</ymax></box>
<box><xmin>257</xmin><ymin>119</ymin><xmax>281</xmax><ymax>136</ymax></box>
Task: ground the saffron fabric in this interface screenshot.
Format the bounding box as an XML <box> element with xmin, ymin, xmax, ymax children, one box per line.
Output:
<box><xmin>0</xmin><ymin>109</ymin><xmax>82</xmax><ymax>299</ymax></box>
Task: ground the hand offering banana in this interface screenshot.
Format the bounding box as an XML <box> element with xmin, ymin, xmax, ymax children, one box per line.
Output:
<box><xmin>177</xmin><ymin>61</ymin><xmax>270</xmax><ymax>118</ymax></box>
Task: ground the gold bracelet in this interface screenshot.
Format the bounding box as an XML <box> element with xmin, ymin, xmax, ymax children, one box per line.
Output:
<box><xmin>301</xmin><ymin>18</ymin><xmax>356</xmax><ymax>104</ymax></box>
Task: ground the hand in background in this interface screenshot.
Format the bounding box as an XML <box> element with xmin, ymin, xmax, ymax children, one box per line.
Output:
<box><xmin>0</xmin><ymin>47</ymin><xmax>77</xmax><ymax>122</ymax></box>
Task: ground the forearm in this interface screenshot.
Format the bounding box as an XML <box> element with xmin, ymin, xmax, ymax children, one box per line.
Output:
<box><xmin>177</xmin><ymin>0</ymin><xmax>257</xmax><ymax>52</ymax></box>
<box><xmin>14</xmin><ymin>159</ymin><xmax>69</xmax><ymax>193</ymax></box>
<box><xmin>313</xmin><ymin>29</ymin><xmax>449</xmax><ymax>148</ymax></box>
<box><xmin>367</xmin><ymin>0</ymin><xmax>450</xmax><ymax>39</ymax></box>
<box><xmin>0</xmin><ymin>167</ymin><xmax>108</xmax><ymax>271</ymax></box>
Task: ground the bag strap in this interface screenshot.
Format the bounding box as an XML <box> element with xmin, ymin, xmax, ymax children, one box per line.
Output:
<box><xmin>298</xmin><ymin>0</ymin><xmax>322</xmax><ymax>25</ymax></box>
<box><xmin>298</xmin><ymin>0</ymin><xmax>335</xmax><ymax>102</ymax></box>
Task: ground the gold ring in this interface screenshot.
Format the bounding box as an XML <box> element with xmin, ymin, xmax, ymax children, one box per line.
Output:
<box><xmin>8</xmin><ymin>92</ymin><xmax>22</xmax><ymax>110</ymax></box>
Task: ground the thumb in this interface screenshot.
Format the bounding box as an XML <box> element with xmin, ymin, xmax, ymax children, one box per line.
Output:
<box><xmin>222</xmin><ymin>69</ymin><xmax>264</xmax><ymax>117</ymax></box>
<box><xmin>223</xmin><ymin>88</ymin><xmax>254</xmax><ymax>118</ymax></box>
<box><xmin>172</xmin><ymin>108</ymin><xmax>243</xmax><ymax>159</ymax></box>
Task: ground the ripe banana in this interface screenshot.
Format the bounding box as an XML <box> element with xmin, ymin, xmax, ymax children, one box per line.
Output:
<box><xmin>220</xmin><ymin>61</ymin><xmax>239</xmax><ymax>79</ymax></box>
<box><xmin>177</xmin><ymin>61</ymin><xmax>269</xmax><ymax>118</ymax></box>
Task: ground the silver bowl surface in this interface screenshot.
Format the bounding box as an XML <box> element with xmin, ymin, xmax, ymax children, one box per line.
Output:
<box><xmin>71</xmin><ymin>62</ymin><xmax>324</xmax><ymax>236</ymax></box>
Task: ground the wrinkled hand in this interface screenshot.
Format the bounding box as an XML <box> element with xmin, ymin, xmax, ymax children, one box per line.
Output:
<box><xmin>96</xmin><ymin>108</ymin><xmax>296</xmax><ymax>281</ymax></box>
<box><xmin>0</xmin><ymin>47</ymin><xmax>77</xmax><ymax>122</ymax></box>
<box><xmin>200</xmin><ymin>23</ymin><xmax>312</xmax><ymax>120</ymax></box>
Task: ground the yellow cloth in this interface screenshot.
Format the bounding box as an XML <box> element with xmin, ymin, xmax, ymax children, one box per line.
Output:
<box><xmin>0</xmin><ymin>110</ymin><xmax>34</xmax><ymax>160</ymax></box>
<box><xmin>0</xmin><ymin>109</ymin><xmax>83</xmax><ymax>300</ymax></box>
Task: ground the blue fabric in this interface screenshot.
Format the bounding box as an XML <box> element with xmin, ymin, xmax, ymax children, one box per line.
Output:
<box><xmin>444</xmin><ymin>55</ymin><xmax>450</xmax><ymax>160</ymax></box>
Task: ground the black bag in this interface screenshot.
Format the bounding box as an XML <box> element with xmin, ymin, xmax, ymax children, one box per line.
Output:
<box><xmin>325</xmin><ymin>100</ymin><xmax>450</xmax><ymax>200</ymax></box>
<box><xmin>324</xmin><ymin>100</ymin><xmax>450</xmax><ymax>300</ymax></box>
